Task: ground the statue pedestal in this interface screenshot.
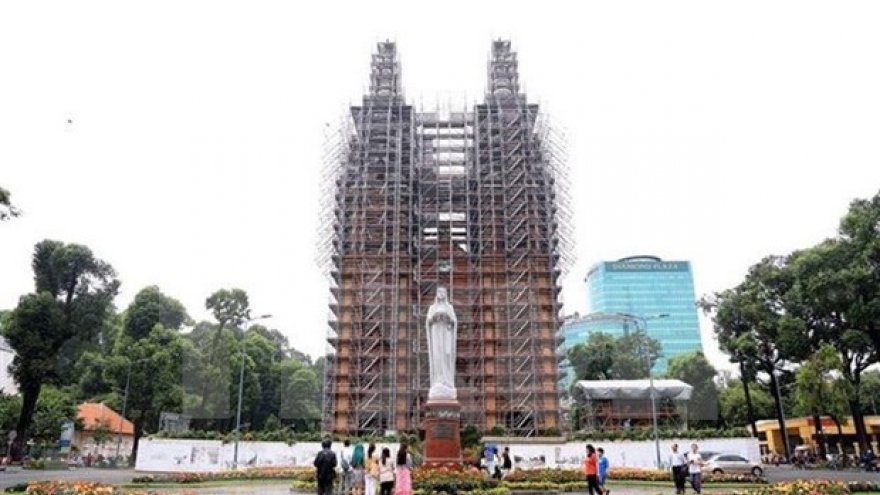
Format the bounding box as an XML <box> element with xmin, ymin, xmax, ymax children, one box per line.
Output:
<box><xmin>423</xmin><ymin>400</ymin><xmax>462</xmax><ymax>467</ymax></box>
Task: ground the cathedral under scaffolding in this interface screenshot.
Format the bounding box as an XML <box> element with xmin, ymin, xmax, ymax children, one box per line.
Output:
<box><xmin>317</xmin><ymin>40</ymin><xmax>573</xmax><ymax>437</ymax></box>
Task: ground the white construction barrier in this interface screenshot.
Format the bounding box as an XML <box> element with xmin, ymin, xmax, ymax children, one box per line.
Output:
<box><xmin>134</xmin><ymin>437</ymin><xmax>760</xmax><ymax>472</ymax></box>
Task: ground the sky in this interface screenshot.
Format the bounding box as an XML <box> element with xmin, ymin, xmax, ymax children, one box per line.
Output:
<box><xmin>2</xmin><ymin>1</ymin><xmax>880</xmax><ymax>373</ymax></box>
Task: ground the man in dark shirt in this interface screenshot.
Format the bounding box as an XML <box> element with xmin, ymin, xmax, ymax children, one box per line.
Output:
<box><xmin>314</xmin><ymin>438</ymin><xmax>338</xmax><ymax>495</ymax></box>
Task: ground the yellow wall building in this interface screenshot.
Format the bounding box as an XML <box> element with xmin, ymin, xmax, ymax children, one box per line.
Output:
<box><xmin>756</xmin><ymin>415</ymin><xmax>880</xmax><ymax>455</ymax></box>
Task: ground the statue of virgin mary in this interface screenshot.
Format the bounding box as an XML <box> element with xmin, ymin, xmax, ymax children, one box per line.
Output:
<box><xmin>426</xmin><ymin>287</ymin><xmax>457</xmax><ymax>400</ymax></box>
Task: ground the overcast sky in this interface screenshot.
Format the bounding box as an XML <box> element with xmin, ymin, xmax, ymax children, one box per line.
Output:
<box><xmin>2</xmin><ymin>1</ymin><xmax>879</xmax><ymax>372</ymax></box>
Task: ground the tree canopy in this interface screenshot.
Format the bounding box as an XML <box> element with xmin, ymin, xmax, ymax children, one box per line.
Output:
<box><xmin>2</xmin><ymin>240</ymin><xmax>119</xmax><ymax>455</ymax></box>
<box><xmin>568</xmin><ymin>330</ymin><xmax>662</xmax><ymax>382</ymax></box>
<box><xmin>704</xmin><ymin>189</ymin><xmax>880</xmax><ymax>455</ymax></box>
<box><xmin>0</xmin><ymin>239</ymin><xmax>322</xmax><ymax>461</ymax></box>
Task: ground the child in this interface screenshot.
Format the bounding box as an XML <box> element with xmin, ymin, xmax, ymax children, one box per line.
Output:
<box><xmin>597</xmin><ymin>447</ymin><xmax>610</xmax><ymax>495</ymax></box>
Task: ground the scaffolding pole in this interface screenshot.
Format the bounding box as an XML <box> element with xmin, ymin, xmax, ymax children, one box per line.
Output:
<box><xmin>318</xmin><ymin>40</ymin><xmax>573</xmax><ymax>436</ymax></box>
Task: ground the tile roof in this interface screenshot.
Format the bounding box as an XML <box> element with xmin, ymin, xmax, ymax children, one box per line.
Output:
<box><xmin>77</xmin><ymin>402</ymin><xmax>134</xmax><ymax>436</ymax></box>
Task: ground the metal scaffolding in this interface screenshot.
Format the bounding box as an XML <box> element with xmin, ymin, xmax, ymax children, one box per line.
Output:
<box><xmin>319</xmin><ymin>40</ymin><xmax>573</xmax><ymax>437</ymax></box>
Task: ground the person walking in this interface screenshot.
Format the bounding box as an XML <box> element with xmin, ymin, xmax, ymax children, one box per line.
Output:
<box><xmin>669</xmin><ymin>444</ymin><xmax>687</xmax><ymax>495</ymax></box>
<box><xmin>501</xmin><ymin>447</ymin><xmax>514</xmax><ymax>478</ymax></box>
<box><xmin>351</xmin><ymin>443</ymin><xmax>366</xmax><ymax>495</ymax></box>
<box><xmin>377</xmin><ymin>448</ymin><xmax>395</xmax><ymax>495</ymax></box>
<box><xmin>686</xmin><ymin>444</ymin><xmax>703</xmax><ymax>494</ymax></box>
<box><xmin>584</xmin><ymin>444</ymin><xmax>604</xmax><ymax>495</ymax></box>
<box><xmin>313</xmin><ymin>439</ymin><xmax>338</xmax><ymax>495</ymax></box>
<box><xmin>394</xmin><ymin>443</ymin><xmax>413</xmax><ymax>495</ymax></box>
<box><xmin>597</xmin><ymin>447</ymin><xmax>610</xmax><ymax>495</ymax></box>
<box><xmin>483</xmin><ymin>444</ymin><xmax>498</xmax><ymax>478</ymax></box>
<box><xmin>365</xmin><ymin>443</ymin><xmax>378</xmax><ymax>495</ymax></box>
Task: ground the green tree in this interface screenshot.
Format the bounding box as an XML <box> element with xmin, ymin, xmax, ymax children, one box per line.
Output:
<box><xmin>0</xmin><ymin>394</ymin><xmax>22</xmax><ymax>433</ymax></box>
<box><xmin>249</xmin><ymin>325</ymin><xmax>297</xmax><ymax>361</ymax></box>
<box><xmin>859</xmin><ymin>371</ymin><xmax>880</xmax><ymax>415</ymax></box>
<box><xmin>793</xmin><ymin>344</ymin><xmax>850</xmax><ymax>457</ymax></box>
<box><xmin>206</xmin><ymin>289</ymin><xmax>250</xmax><ymax>330</ymax></box>
<box><xmin>123</xmin><ymin>286</ymin><xmax>189</xmax><ymax>340</ymax></box>
<box><xmin>568</xmin><ymin>330</ymin><xmax>662</xmax><ymax>382</ymax></box>
<box><xmin>0</xmin><ymin>186</ymin><xmax>21</xmax><ymax>221</ymax></box>
<box><xmin>29</xmin><ymin>386</ymin><xmax>76</xmax><ymax>445</ymax></box>
<box><xmin>835</xmin><ymin>192</ymin><xmax>880</xmax><ymax>354</ymax></box>
<box><xmin>276</xmin><ymin>360</ymin><xmax>320</xmax><ymax>432</ymax></box>
<box><xmin>90</xmin><ymin>419</ymin><xmax>113</xmax><ymax>447</ymax></box>
<box><xmin>72</xmin><ymin>350</ymin><xmax>115</xmax><ymax>401</ymax></box>
<box><xmin>568</xmin><ymin>332</ymin><xmax>616</xmax><ymax>380</ymax></box>
<box><xmin>718</xmin><ymin>379</ymin><xmax>775</xmax><ymax>428</ymax></box>
<box><xmin>243</xmin><ymin>331</ymin><xmax>288</xmax><ymax>430</ymax></box>
<box><xmin>194</xmin><ymin>289</ymin><xmax>251</xmax><ymax>428</ymax></box>
<box><xmin>666</xmin><ymin>352</ymin><xmax>720</xmax><ymax>427</ymax></box>
<box><xmin>785</xmin><ymin>205</ymin><xmax>880</xmax><ymax>451</ymax></box>
<box><xmin>700</xmin><ymin>257</ymin><xmax>811</xmax><ymax>459</ymax></box>
<box><xmin>2</xmin><ymin>240</ymin><xmax>118</xmax><ymax>456</ymax></box>
<box><xmin>613</xmin><ymin>330</ymin><xmax>662</xmax><ymax>379</ymax></box>
<box><xmin>184</xmin><ymin>321</ymin><xmax>236</xmax><ymax>429</ymax></box>
<box><xmin>110</xmin><ymin>325</ymin><xmax>192</xmax><ymax>462</ymax></box>
<box><xmin>728</xmin><ymin>350</ymin><xmax>761</xmax><ymax>435</ymax></box>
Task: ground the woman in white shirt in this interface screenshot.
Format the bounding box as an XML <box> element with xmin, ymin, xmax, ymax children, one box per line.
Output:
<box><xmin>378</xmin><ymin>447</ymin><xmax>395</xmax><ymax>495</ymax></box>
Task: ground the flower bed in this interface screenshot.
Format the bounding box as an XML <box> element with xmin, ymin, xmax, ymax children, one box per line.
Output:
<box><xmin>24</xmin><ymin>481</ymin><xmax>116</xmax><ymax>495</ymax></box>
<box><xmin>412</xmin><ymin>466</ymin><xmax>498</xmax><ymax>493</ymax></box>
<box><xmin>293</xmin><ymin>466</ymin><xmax>499</xmax><ymax>494</ymax></box>
<box><xmin>733</xmin><ymin>481</ymin><xmax>849</xmax><ymax>495</ymax></box>
<box><xmin>131</xmin><ymin>467</ymin><xmax>311</xmax><ymax>484</ymax></box>
<box><xmin>503</xmin><ymin>468</ymin><xmax>763</xmax><ymax>484</ymax></box>
<box><xmin>292</xmin><ymin>466</ymin><xmax>764</xmax><ymax>494</ymax></box>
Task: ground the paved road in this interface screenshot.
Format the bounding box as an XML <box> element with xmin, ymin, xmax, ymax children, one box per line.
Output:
<box><xmin>765</xmin><ymin>466</ymin><xmax>880</xmax><ymax>482</ymax></box>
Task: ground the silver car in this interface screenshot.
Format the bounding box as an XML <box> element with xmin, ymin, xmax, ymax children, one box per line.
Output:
<box><xmin>702</xmin><ymin>453</ymin><xmax>764</xmax><ymax>477</ymax></box>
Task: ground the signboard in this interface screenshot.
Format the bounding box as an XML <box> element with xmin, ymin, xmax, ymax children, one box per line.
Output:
<box><xmin>606</xmin><ymin>261</ymin><xmax>689</xmax><ymax>272</ymax></box>
<box><xmin>58</xmin><ymin>421</ymin><xmax>75</xmax><ymax>450</ymax></box>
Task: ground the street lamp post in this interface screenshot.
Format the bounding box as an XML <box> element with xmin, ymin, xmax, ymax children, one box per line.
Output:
<box><xmin>116</xmin><ymin>358</ymin><xmax>149</xmax><ymax>464</ymax></box>
<box><xmin>233</xmin><ymin>313</ymin><xmax>272</xmax><ymax>470</ymax></box>
<box><xmin>617</xmin><ymin>312</ymin><xmax>669</xmax><ymax>469</ymax></box>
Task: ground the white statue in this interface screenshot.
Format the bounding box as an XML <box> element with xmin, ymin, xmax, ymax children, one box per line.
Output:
<box><xmin>426</xmin><ymin>287</ymin><xmax>457</xmax><ymax>400</ymax></box>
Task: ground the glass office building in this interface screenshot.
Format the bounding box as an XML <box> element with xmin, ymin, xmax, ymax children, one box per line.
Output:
<box><xmin>583</xmin><ymin>255</ymin><xmax>704</xmax><ymax>374</ymax></box>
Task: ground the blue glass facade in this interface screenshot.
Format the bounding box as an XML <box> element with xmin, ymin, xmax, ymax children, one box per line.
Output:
<box><xmin>584</xmin><ymin>256</ymin><xmax>704</xmax><ymax>374</ymax></box>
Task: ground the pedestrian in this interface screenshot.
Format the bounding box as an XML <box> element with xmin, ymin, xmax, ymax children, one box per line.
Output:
<box><xmin>483</xmin><ymin>444</ymin><xmax>498</xmax><ymax>477</ymax></box>
<box><xmin>340</xmin><ymin>440</ymin><xmax>353</xmax><ymax>495</ymax></box>
<box><xmin>685</xmin><ymin>443</ymin><xmax>703</xmax><ymax>494</ymax></box>
<box><xmin>378</xmin><ymin>448</ymin><xmax>395</xmax><ymax>495</ymax></box>
<box><xmin>597</xmin><ymin>447</ymin><xmax>610</xmax><ymax>495</ymax></box>
<box><xmin>314</xmin><ymin>438</ymin><xmax>338</xmax><ymax>495</ymax></box>
<box><xmin>501</xmin><ymin>447</ymin><xmax>513</xmax><ymax>478</ymax></box>
<box><xmin>365</xmin><ymin>443</ymin><xmax>378</xmax><ymax>495</ymax></box>
<box><xmin>669</xmin><ymin>443</ymin><xmax>687</xmax><ymax>495</ymax></box>
<box><xmin>351</xmin><ymin>443</ymin><xmax>366</xmax><ymax>495</ymax></box>
<box><xmin>394</xmin><ymin>443</ymin><xmax>413</xmax><ymax>495</ymax></box>
<box><xmin>584</xmin><ymin>444</ymin><xmax>604</xmax><ymax>495</ymax></box>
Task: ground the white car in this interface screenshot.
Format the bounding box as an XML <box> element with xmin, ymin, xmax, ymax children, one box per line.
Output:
<box><xmin>702</xmin><ymin>453</ymin><xmax>764</xmax><ymax>477</ymax></box>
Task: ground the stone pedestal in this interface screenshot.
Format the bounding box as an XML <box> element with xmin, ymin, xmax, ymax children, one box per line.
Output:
<box><xmin>423</xmin><ymin>400</ymin><xmax>462</xmax><ymax>467</ymax></box>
